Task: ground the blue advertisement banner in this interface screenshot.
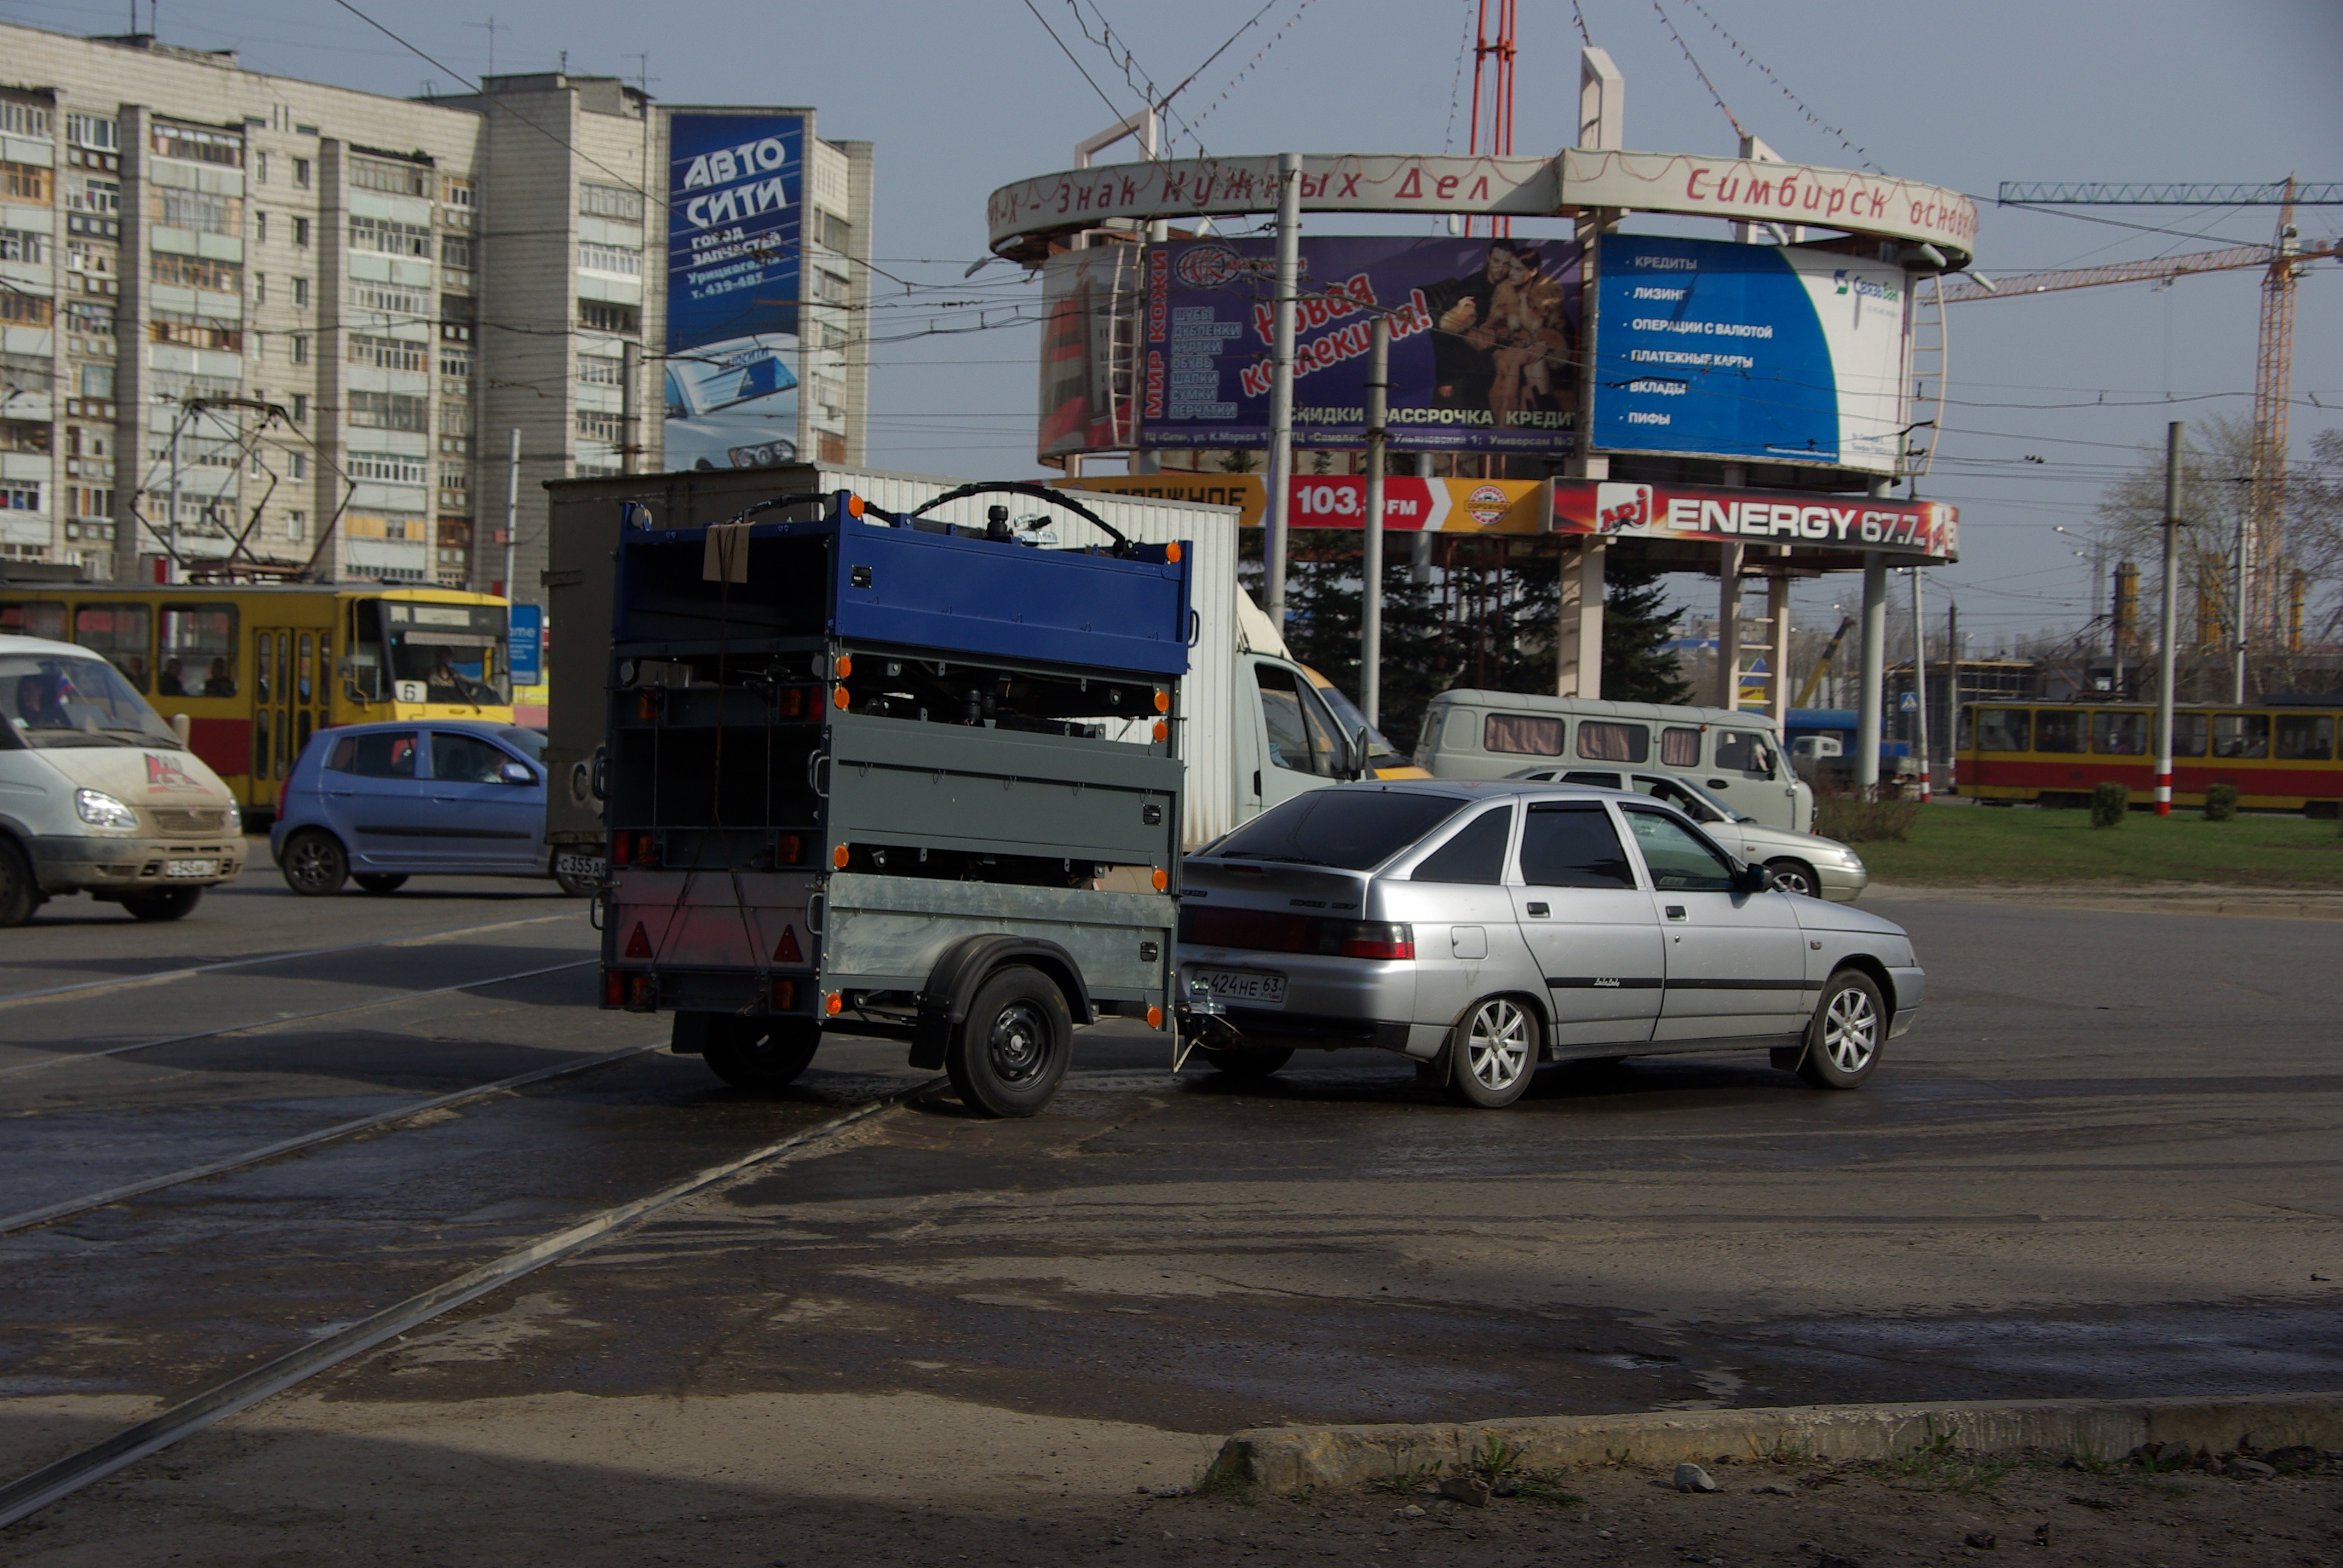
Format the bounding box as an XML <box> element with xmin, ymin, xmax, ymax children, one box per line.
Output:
<box><xmin>508</xmin><ymin>603</ymin><xmax>542</xmax><ymax>684</ymax></box>
<box><xmin>664</xmin><ymin>114</ymin><xmax>804</xmax><ymax>471</ymax></box>
<box><xmin>1142</xmin><ymin>235</ymin><xmax>1581</xmax><ymax>454</ymax></box>
<box><xmin>1587</xmin><ymin>234</ymin><xmax>1909</xmax><ymax>474</ymax></box>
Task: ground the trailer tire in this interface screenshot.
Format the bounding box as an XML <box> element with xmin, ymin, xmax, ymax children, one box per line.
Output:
<box><xmin>702</xmin><ymin>1018</ymin><xmax>821</xmax><ymax>1092</ymax></box>
<box><xmin>946</xmin><ymin>964</ymin><xmax>1071</xmax><ymax>1119</ymax></box>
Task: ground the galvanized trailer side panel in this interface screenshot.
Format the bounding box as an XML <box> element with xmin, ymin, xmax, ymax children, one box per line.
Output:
<box><xmin>603</xmin><ymin>867</ymin><xmax>822</xmax><ymax>975</ymax></box>
<box><xmin>827</xmin><ymin>711</ymin><xmax>1179</xmax><ymax>872</ymax></box>
<box><xmin>543</xmin><ymin>465</ymin><xmax>1240</xmax><ymax>850</ymax></box>
<box><xmin>823</xmin><ymin>872</ymin><xmax>1173</xmax><ymax>1005</ymax></box>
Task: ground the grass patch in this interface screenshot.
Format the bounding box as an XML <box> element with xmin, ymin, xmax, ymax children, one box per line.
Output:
<box><xmin>1876</xmin><ymin>1418</ymin><xmax>2014</xmax><ymax>1495</ymax></box>
<box><xmin>1366</xmin><ymin>1461</ymin><xmax>1442</xmax><ymax>1495</ymax></box>
<box><xmin>1854</xmin><ymin>802</ymin><xmax>2343</xmax><ymax>888</ymax></box>
<box><xmin>1510</xmin><ymin>1471</ymin><xmax>1587</xmax><ymax>1506</ymax></box>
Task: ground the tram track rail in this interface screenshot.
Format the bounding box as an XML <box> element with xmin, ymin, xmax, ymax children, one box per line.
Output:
<box><xmin>0</xmin><ymin>1074</ymin><xmax>948</xmax><ymax>1530</ymax></box>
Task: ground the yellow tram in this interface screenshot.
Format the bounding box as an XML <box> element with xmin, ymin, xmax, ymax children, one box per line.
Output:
<box><xmin>0</xmin><ymin>584</ymin><xmax>513</xmax><ymax>815</ymax></box>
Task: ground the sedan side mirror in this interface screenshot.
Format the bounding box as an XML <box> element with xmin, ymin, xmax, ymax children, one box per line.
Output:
<box><xmin>499</xmin><ymin>762</ymin><xmax>535</xmax><ymax>786</ymax></box>
<box><xmin>1736</xmin><ymin>861</ymin><xmax>1772</xmax><ymax>895</ymax></box>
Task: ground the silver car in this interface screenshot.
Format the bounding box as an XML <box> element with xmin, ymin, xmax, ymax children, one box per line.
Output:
<box><xmin>1505</xmin><ymin>766</ymin><xmax>1867</xmax><ymax>901</ymax></box>
<box><xmin>1177</xmin><ymin>780</ymin><xmax>1922</xmax><ymax>1109</ymax></box>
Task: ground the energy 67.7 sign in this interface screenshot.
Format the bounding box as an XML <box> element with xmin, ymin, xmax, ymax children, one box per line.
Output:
<box><xmin>1588</xmin><ymin>235</ymin><xmax>1912</xmax><ymax>474</ymax></box>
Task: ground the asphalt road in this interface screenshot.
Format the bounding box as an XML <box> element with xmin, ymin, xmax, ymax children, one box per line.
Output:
<box><xmin>1</xmin><ymin>854</ymin><xmax>2339</xmax><ymax>1561</ymax></box>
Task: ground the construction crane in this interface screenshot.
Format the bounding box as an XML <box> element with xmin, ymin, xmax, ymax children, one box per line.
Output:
<box><xmin>1941</xmin><ymin>179</ymin><xmax>2341</xmax><ymax>642</ymax></box>
<box><xmin>1793</xmin><ymin>616</ymin><xmax>1856</xmax><ymax>710</ymax></box>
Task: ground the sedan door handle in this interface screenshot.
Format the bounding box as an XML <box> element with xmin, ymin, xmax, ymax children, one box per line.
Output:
<box><xmin>1665</xmin><ymin>905</ymin><xmax>1688</xmax><ymax>920</ymax></box>
<box><xmin>1525</xmin><ymin>902</ymin><xmax>1550</xmax><ymax>918</ymax></box>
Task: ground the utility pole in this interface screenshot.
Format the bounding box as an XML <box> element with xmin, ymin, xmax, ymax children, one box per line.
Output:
<box><xmin>620</xmin><ymin>341</ymin><xmax>640</xmax><ymax>475</ymax></box>
<box><xmin>1264</xmin><ymin>152</ymin><xmax>1301</xmax><ymax>629</ymax></box>
<box><xmin>1945</xmin><ymin>596</ymin><xmax>1959</xmax><ymax>795</ymax></box>
<box><xmin>500</xmin><ymin>426</ymin><xmax>519</xmax><ymax>601</ymax></box>
<box><xmin>164</xmin><ymin>413</ymin><xmax>182</xmax><ymax>584</ymax></box>
<box><xmin>1910</xmin><ymin>566</ymin><xmax>1930</xmax><ymax>801</ymax></box>
<box><xmin>1360</xmin><ymin>313</ymin><xmax>1389</xmax><ymax>727</ymax></box>
<box><xmin>2155</xmin><ymin>420</ymin><xmax>2183</xmax><ymax>817</ymax></box>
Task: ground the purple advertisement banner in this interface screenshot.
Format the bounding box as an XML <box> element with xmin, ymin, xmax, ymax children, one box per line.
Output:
<box><xmin>1142</xmin><ymin>234</ymin><xmax>1581</xmax><ymax>454</ymax></box>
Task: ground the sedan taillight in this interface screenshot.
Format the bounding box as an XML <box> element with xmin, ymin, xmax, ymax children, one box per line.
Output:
<box><xmin>1335</xmin><ymin>922</ymin><xmax>1414</xmax><ymax>961</ymax></box>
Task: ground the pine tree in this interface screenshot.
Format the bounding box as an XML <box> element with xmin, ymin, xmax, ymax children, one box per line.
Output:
<box><xmin>1602</xmin><ymin>557</ymin><xmax>1694</xmax><ymax>704</ymax></box>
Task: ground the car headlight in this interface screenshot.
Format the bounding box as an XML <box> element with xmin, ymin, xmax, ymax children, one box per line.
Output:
<box><xmin>75</xmin><ymin>788</ymin><xmax>140</xmax><ymax>829</ymax></box>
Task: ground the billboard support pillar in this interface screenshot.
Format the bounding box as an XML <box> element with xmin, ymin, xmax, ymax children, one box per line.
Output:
<box><xmin>1361</xmin><ymin>315</ymin><xmax>1389</xmax><ymax>727</ymax></box>
<box><xmin>1715</xmin><ymin>543</ymin><xmax>1743</xmax><ymax>710</ymax></box>
<box><xmin>620</xmin><ymin>341</ymin><xmax>639</xmax><ymax>475</ymax></box>
<box><xmin>1265</xmin><ymin>152</ymin><xmax>1302</xmax><ymax>629</ymax></box>
<box><xmin>1910</xmin><ymin>563</ymin><xmax>1931</xmax><ymax>801</ymax></box>
<box><xmin>1556</xmin><ymin>536</ymin><xmax>1605</xmax><ymax>699</ymax></box>
<box><xmin>1856</xmin><ymin>497</ymin><xmax>1889</xmax><ymax>794</ymax></box>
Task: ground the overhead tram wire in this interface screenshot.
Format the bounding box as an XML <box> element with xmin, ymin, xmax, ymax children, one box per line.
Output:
<box><xmin>1649</xmin><ymin>0</ymin><xmax>1745</xmax><ymax>142</ymax></box>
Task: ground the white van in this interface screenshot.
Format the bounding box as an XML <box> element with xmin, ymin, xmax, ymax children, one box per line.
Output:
<box><xmin>0</xmin><ymin>633</ymin><xmax>247</xmax><ymax>924</ymax></box>
<box><xmin>1414</xmin><ymin>689</ymin><xmax>1814</xmax><ymax>833</ymax></box>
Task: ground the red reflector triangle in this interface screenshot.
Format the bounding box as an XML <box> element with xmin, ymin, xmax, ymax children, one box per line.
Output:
<box><xmin>774</xmin><ymin>924</ymin><xmax>803</xmax><ymax>964</ymax></box>
<box><xmin>624</xmin><ymin>922</ymin><xmax>653</xmax><ymax>959</ymax></box>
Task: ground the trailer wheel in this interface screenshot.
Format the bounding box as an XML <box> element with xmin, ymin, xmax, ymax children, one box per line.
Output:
<box><xmin>702</xmin><ymin>1018</ymin><xmax>821</xmax><ymax>1092</ymax></box>
<box><xmin>947</xmin><ymin>965</ymin><xmax>1072</xmax><ymax>1118</ymax></box>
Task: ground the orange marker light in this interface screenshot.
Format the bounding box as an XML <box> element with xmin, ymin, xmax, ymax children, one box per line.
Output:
<box><xmin>1165</xmin><ymin>541</ymin><xmax>1182</xmax><ymax>563</ymax></box>
<box><xmin>824</xmin><ymin>991</ymin><xmax>844</xmax><ymax>1016</ymax></box>
<box><xmin>845</xmin><ymin>494</ymin><xmax>866</xmax><ymax>518</ymax></box>
<box><xmin>1151</xmin><ymin>868</ymin><xmax>1168</xmax><ymax>891</ymax></box>
<box><xmin>833</xmin><ymin>843</ymin><xmax>851</xmax><ymax>869</ymax></box>
<box><xmin>833</xmin><ymin>685</ymin><xmax>850</xmax><ymax>709</ymax></box>
<box><xmin>1153</xmin><ymin>688</ymin><xmax>1169</xmax><ymax>713</ymax></box>
<box><xmin>1152</xmin><ymin>720</ymin><xmax>1168</xmax><ymax>742</ymax></box>
<box><xmin>1146</xmin><ymin>1005</ymin><xmax>1164</xmax><ymax>1029</ymax></box>
<box><xmin>836</xmin><ymin>653</ymin><xmax>853</xmax><ymax>678</ymax></box>
<box><xmin>771</xmin><ymin>979</ymin><xmax>796</xmax><ymax>1010</ymax></box>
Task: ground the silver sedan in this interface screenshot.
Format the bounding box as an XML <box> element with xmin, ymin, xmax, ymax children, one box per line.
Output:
<box><xmin>1176</xmin><ymin>780</ymin><xmax>1921</xmax><ymax>1109</ymax></box>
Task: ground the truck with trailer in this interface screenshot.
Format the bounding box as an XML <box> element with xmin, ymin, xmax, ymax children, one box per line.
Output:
<box><xmin>542</xmin><ymin>465</ymin><xmax>1411</xmax><ymax>880</ymax></box>
<box><xmin>594</xmin><ymin>483</ymin><xmax>1196</xmax><ymax>1116</ymax></box>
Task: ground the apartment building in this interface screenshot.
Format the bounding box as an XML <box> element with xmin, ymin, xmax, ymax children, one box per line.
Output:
<box><xmin>0</xmin><ymin>23</ymin><xmax>873</xmax><ymax>605</ymax></box>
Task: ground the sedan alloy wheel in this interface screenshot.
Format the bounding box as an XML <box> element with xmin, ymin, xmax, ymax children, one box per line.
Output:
<box><xmin>1446</xmin><ymin>995</ymin><xmax>1539</xmax><ymax>1108</ymax></box>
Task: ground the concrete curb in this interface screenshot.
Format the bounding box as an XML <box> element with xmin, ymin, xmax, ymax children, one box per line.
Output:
<box><xmin>1213</xmin><ymin>1394</ymin><xmax>2343</xmax><ymax>1494</ymax></box>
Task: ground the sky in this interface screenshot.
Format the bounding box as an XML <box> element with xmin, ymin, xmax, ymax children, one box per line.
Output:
<box><xmin>7</xmin><ymin>0</ymin><xmax>2339</xmax><ymax>653</ymax></box>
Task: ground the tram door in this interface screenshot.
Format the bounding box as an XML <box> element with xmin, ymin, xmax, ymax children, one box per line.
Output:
<box><xmin>253</xmin><ymin>628</ymin><xmax>306</xmax><ymax>802</ymax></box>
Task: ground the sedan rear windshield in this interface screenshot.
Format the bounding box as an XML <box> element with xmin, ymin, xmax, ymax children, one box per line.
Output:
<box><xmin>1210</xmin><ymin>789</ymin><xmax>1465</xmax><ymax>869</ymax></box>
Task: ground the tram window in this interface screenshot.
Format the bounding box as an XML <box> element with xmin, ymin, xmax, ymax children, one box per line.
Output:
<box><xmin>2033</xmin><ymin>710</ymin><xmax>2086</xmax><ymax>754</ymax></box>
<box><xmin>2172</xmin><ymin>712</ymin><xmax>2208</xmax><ymax>758</ymax></box>
<box><xmin>72</xmin><ymin>604</ymin><xmax>151</xmax><ymax>691</ymax></box>
<box><xmin>158</xmin><ymin>606</ymin><xmax>238</xmax><ymax>697</ymax></box>
<box><xmin>1975</xmin><ymin>708</ymin><xmax>2030</xmax><ymax>753</ymax></box>
<box><xmin>2211</xmin><ymin>713</ymin><xmax>2269</xmax><ymax>760</ymax></box>
<box><xmin>0</xmin><ymin>603</ymin><xmax>65</xmax><ymax>641</ymax></box>
<box><xmin>2092</xmin><ymin>712</ymin><xmax>2149</xmax><ymax>756</ymax></box>
<box><xmin>2276</xmin><ymin>713</ymin><xmax>2335</xmax><ymax>762</ymax></box>
<box><xmin>255</xmin><ymin>632</ymin><xmax>272</xmax><ymax>704</ymax></box>
<box><xmin>347</xmin><ymin>601</ymin><xmax>384</xmax><ymax>701</ymax></box>
<box><xmin>297</xmin><ymin>633</ymin><xmax>314</xmax><ymax>702</ymax></box>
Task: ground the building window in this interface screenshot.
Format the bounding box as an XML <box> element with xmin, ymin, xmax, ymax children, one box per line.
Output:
<box><xmin>293</xmin><ymin>158</ymin><xmax>312</xmax><ymax>189</ymax></box>
<box><xmin>579</xmin><ymin>182</ymin><xmax>643</xmax><ymax>221</ymax></box>
<box><xmin>441</xmin><ymin>235</ymin><xmax>476</xmax><ymax>271</ymax></box>
<box><xmin>157</xmin><ymin>189</ymin><xmax>236</xmax><ymax>234</ymax></box>
<box><xmin>289</xmin><ymin>335</ymin><xmax>309</xmax><ymax>365</ymax></box>
<box><xmin>346</xmin><ymin>453</ymin><xmax>428</xmax><ymax>485</ymax></box>
<box><xmin>438</xmin><ymin>432</ymin><xmax>471</xmax><ymax>455</ymax></box>
<box><xmin>2</xmin><ymin>484</ymin><xmax>44</xmax><ymax>512</ymax></box>
<box><xmin>0</xmin><ymin>230</ymin><xmax>48</xmax><ymax>266</ymax></box>
<box><xmin>350</xmin><ymin>157</ymin><xmax>430</xmax><ymax>197</ymax></box>
<box><xmin>78</xmin><ymin>365</ymin><xmax>115</xmax><ymax>400</ymax></box>
<box><xmin>150</xmin><ymin>311</ymin><xmax>243</xmax><ymax>352</ymax></box>
<box><xmin>439</xmin><ymin>319</ymin><xmax>474</xmax><ymax>344</ymax></box>
<box><xmin>822</xmin><ymin>211</ymin><xmax>852</xmax><ymax>253</ymax></box>
<box><xmin>348</xmin><ymin>217</ymin><xmax>432</xmax><ymax>258</ymax></box>
<box><xmin>292</xmin><ymin>276</ymin><xmax>312</xmax><ymax>307</ymax></box>
<box><xmin>353</xmin><ymin>283</ymin><xmax>430</xmax><ymax>317</ymax></box>
<box><xmin>289</xmin><ymin>452</ymin><xmax>307</xmax><ymax>479</ymax></box>
<box><xmin>1</xmin><ymin>162</ymin><xmax>51</xmax><ymax>204</ymax></box>
<box><xmin>65</xmin><ymin>112</ymin><xmax>116</xmax><ymax>151</ymax></box>
<box><xmin>348</xmin><ymin>391</ymin><xmax>430</xmax><ymax>432</ymax></box>
<box><xmin>575</xmin><ymin>410</ymin><xmax>623</xmax><ymax>443</ymax></box>
<box><xmin>577</xmin><ymin>242</ymin><xmax>640</xmax><ymax>277</ymax></box>
<box><xmin>578</xmin><ymin>301</ymin><xmax>639</xmax><ymax>336</ymax></box>
<box><xmin>152</xmin><ymin>124</ymin><xmax>243</xmax><ymax>166</ymax></box>
<box><xmin>287</xmin><ymin>509</ymin><xmax>306</xmax><ymax>541</ymax></box>
<box><xmin>577</xmin><ymin>354</ymin><xmax>624</xmax><ymax>387</ymax></box>
<box><xmin>440</xmin><ymin>348</ymin><xmax>474</xmax><ymax>379</ymax></box>
<box><xmin>348</xmin><ymin>335</ymin><xmax>430</xmax><ymax>373</ymax></box>
<box><xmin>254</xmin><ymin>151</ymin><xmax>268</xmax><ymax>185</ymax></box>
<box><xmin>0</xmin><ymin>293</ymin><xmax>51</xmax><ymax>328</ymax></box>
<box><xmin>293</xmin><ymin>216</ymin><xmax>311</xmax><ymax>247</ymax></box>
<box><xmin>1</xmin><ymin>101</ymin><xmax>51</xmax><ymax>139</ymax></box>
<box><xmin>152</xmin><ymin>253</ymin><xmax>243</xmax><ymax>293</ymax></box>
<box><xmin>290</xmin><ymin>393</ymin><xmax>309</xmax><ymax>425</ymax></box>
<box><xmin>255</xmin><ymin>211</ymin><xmax>267</xmax><ymax>243</ymax></box>
<box><xmin>254</xmin><ymin>273</ymin><xmax>267</xmax><ymax>304</ymax></box>
<box><xmin>442</xmin><ymin>175</ymin><xmax>474</xmax><ymax>210</ymax></box>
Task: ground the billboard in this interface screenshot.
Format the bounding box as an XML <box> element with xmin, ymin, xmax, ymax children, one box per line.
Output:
<box><xmin>664</xmin><ymin>113</ymin><xmax>805</xmax><ymax>472</ymax></box>
<box><xmin>1587</xmin><ymin>235</ymin><xmax>1910</xmax><ymax>474</ymax></box>
<box><xmin>1037</xmin><ymin>247</ymin><xmax>1142</xmax><ymax>461</ymax></box>
<box><xmin>1551</xmin><ymin>478</ymin><xmax>1957</xmax><ymax>561</ymax></box>
<box><xmin>1141</xmin><ymin>235</ymin><xmax>1581</xmax><ymax>456</ymax></box>
<box><xmin>1060</xmin><ymin>472</ymin><xmax>1547</xmax><ymax>533</ymax></box>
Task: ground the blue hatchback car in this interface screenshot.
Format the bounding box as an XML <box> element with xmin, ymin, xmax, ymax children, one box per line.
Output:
<box><xmin>270</xmin><ymin>720</ymin><xmax>582</xmax><ymax>897</ymax></box>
